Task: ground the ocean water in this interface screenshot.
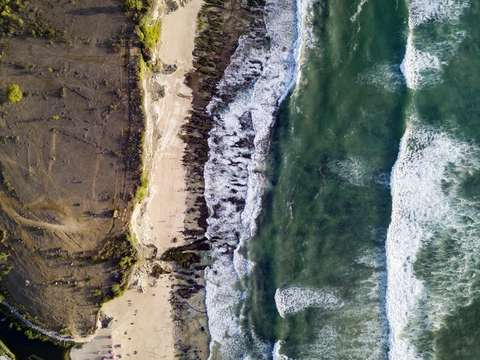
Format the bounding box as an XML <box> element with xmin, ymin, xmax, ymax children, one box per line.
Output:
<box><xmin>203</xmin><ymin>0</ymin><xmax>480</xmax><ymax>358</ymax></box>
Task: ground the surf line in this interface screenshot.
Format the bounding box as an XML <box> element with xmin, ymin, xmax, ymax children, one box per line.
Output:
<box><xmin>202</xmin><ymin>0</ymin><xmax>314</xmax><ymax>357</ymax></box>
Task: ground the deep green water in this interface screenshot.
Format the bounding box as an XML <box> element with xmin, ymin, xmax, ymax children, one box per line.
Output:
<box><xmin>238</xmin><ymin>0</ymin><xmax>480</xmax><ymax>359</ymax></box>
<box><xmin>0</xmin><ymin>318</ymin><xmax>68</xmax><ymax>360</ymax></box>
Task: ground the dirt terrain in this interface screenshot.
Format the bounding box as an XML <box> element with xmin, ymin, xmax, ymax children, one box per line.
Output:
<box><xmin>0</xmin><ymin>0</ymin><xmax>142</xmax><ymax>336</ymax></box>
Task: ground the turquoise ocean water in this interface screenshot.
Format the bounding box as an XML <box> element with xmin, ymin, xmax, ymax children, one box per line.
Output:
<box><xmin>203</xmin><ymin>0</ymin><xmax>480</xmax><ymax>358</ymax></box>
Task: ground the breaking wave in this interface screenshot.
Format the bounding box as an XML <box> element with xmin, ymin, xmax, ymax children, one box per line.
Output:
<box><xmin>386</xmin><ymin>126</ymin><xmax>480</xmax><ymax>359</ymax></box>
<box><xmin>274</xmin><ymin>286</ymin><xmax>344</xmax><ymax>318</ymax></box>
<box><xmin>203</xmin><ymin>0</ymin><xmax>314</xmax><ymax>357</ymax></box>
<box><xmin>400</xmin><ymin>0</ymin><xmax>468</xmax><ymax>89</ymax></box>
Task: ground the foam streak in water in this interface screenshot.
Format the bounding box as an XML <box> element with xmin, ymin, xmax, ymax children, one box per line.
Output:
<box><xmin>274</xmin><ymin>286</ymin><xmax>344</xmax><ymax>318</ymax></box>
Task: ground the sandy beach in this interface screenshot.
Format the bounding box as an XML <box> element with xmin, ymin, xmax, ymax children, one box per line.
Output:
<box><xmin>70</xmin><ymin>0</ymin><xmax>203</xmax><ymax>358</ymax></box>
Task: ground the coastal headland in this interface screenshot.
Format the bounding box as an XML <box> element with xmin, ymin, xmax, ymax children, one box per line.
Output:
<box><xmin>0</xmin><ymin>0</ymin><xmax>147</xmax><ymax>347</ymax></box>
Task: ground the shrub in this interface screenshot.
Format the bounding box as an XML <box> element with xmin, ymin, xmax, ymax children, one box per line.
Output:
<box><xmin>134</xmin><ymin>172</ymin><xmax>149</xmax><ymax>203</ymax></box>
<box><xmin>124</xmin><ymin>0</ymin><xmax>142</xmax><ymax>11</ymax></box>
<box><xmin>140</xmin><ymin>20</ymin><xmax>161</xmax><ymax>49</ymax></box>
<box><xmin>6</xmin><ymin>84</ymin><xmax>22</xmax><ymax>102</ymax></box>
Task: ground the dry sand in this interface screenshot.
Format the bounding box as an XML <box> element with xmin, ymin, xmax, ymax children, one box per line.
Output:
<box><xmin>70</xmin><ymin>0</ymin><xmax>203</xmax><ymax>358</ymax></box>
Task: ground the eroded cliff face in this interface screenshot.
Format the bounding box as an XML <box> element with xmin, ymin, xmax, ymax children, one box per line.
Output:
<box><xmin>0</xmin><ymin>0</ymin><xmax>147</xmax><ymax>336</ymax></box>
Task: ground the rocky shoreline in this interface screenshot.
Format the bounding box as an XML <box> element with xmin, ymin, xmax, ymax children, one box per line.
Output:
<box><xmin>168</xmin><ymin>0</ymin><xmax>270</xmax><ymax>357</ymax></box>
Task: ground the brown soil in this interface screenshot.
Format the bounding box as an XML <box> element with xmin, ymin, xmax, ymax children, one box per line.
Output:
<box><xmin>0</xmin><ymin>0</ymin><xmax>143</xmax><ymax>336</ymax></box>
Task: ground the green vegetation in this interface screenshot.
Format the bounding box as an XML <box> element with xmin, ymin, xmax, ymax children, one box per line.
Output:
<box><xmin>134</xmin><ymin>171</ymin><xmax>149</xmax><ymax>203</ymax></box>
<box><xmin>59</xmin><ymin>326</ymin><xmax>71</xmax><ymax>335</ymax></box>
<box><xmin>52</xmin><ymin>115</ymin><xmax>59</xmax><ymax>120</ymax></box>
<box><xmin>90</xmin><ymin>233</ymin><xmax>138</xmax><ymax>304</ymax></box>
<box><xmin>138</xmin><ymin>54</ymin><xmax>145</xmax><ymax>81</ymax></box>
<box><xmin>0</xmin><ymin>337</ymin><xmax>15</xmax><ymax>359</ymax></box>
<box><xmin>0</xmin><ymin>163</ymin><xmax>15</xmax><ymax>195</ymax></box>
<box><xmin>6</xmin><ymin>84</ymin><xmax>22</xmax><ymax>102</ymax></box>
<box><xmin>0</xmin><ymin>252</ymin><xmax>7</xmax><ymax>261</ymax></box>
<box><xmin>0</xmin><ymin>0</ymin><xmax>24</xmax><ymax>36</ymax></box>
<box><xmin>139</xmin><ymin>19</ymin><xmax>161</xmax><ymax>49</ymax></box>
<box><xmin>110</xmin><ymin>284</ymin><xmax>123</xmax><ymax>297</ymax></box>
<box><xmin>2</xmin><ymin>266</ymin><xmax>12</xmax><ymax>275</ymax></box>
<box><xmin>124</xmin><ymin>0</ymin><xmax>143</xmax><ymax>11</ymax></box>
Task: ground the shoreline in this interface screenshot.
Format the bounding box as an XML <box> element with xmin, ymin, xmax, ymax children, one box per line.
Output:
<box><xmin>69</xmin><ymin>0</ymin><xmax>203</xmax><ymax>358</ymax></box>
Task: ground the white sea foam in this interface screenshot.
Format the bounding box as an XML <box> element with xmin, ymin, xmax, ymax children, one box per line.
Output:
<box><xmin>203</xmin><ymin>0</ymin><xmax>314</xmax><ymax>357</ymax></box>
<box><xmin>272</xmin><ymin>341</ymin><xmax>291</xmax><ymax>360</ymax></box>
<box><xmin>400</xmin><ymin>36</ymin><xmax>443</xmax><ymax>90</ymax></box>
<box><xmin>270</xmin><ymin>244</ymin><xmax>388</xmax><ymax>359</ymax></box>
<box><xmin>350</xmin><ymin>0</ymin><xmax>369</xmax><ymax>22</ymax></box>
<box><xmin>385</xmin><ymin>126</ymin><xmax>476</xmax><ymax>359</ymax></box>
<box><xmin>407</xmin><ymin>0</ymin><xmax>468</xmax><ymax>28</ymax></box>
<box><xmin>274</xmin><ymin>286</ymin><xmax>344</xmax><ymax>318</ymax></box>
<box><xmin>357</xmin><ymin>63</ymin><xmax>405</xmax><ymax>93</ymax></box>
<box><xmin>400</xmin><ymin>0</ymin><xmax>469</xmax><ymax>89</ymax></box>
<box><xmin>334</xmin><ymin>156</ymin><xmax>371</xmax><ymax>187</ymax></box>
<box><xmin>297</xmin><ymin>265</ymin><xmax>388</xmax><ymax>359</ymax></box>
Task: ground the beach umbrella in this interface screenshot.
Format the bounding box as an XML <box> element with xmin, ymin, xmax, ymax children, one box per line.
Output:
<box><xmin>109</xmin><ymin>335</ymin><xmax>113</xmax><ymax>339</ymax></box>
<box><xmin>119</xmin><ymin>344</ymin><xmax>123</xmax><ymax>348</ymax></box>
<box><xmin>109</xmin><ymin>350</ymin><xmax>114</xmax><ymax>354</ymax></box>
